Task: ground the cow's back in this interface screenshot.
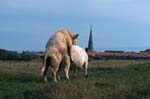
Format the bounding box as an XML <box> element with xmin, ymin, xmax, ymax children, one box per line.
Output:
<box><xmin>71</xmin><ymin>45</ymin><xmax>88</xmax><ymax>67</ymax></box>
<box><xmin>46</xmin><ymin>29</ymin><xmax>71</xmax><ymax>55</ymax></box>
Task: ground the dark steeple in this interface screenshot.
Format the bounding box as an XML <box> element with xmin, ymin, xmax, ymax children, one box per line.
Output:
<box><xmin>88</xmin><ymin>26</ymin><xmax>94</xmax><ymax>51</ymax></box>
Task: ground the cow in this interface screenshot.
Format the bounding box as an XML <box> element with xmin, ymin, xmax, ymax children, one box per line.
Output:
<box><xmin>71</xmin><ymin>44</ymin><xmax>88</xmax><ymax>77</ymax></box>
<box><xmin>40</xmin><ymin>28</ymin><xmax>79</xmax><ymax>82</ymax></box>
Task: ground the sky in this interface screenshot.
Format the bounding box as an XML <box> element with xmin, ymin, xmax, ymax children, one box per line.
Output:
<box><xmin>0</xmin><ymin>0</ymin><xmax>150</xmax><ymax>52</ymax></box>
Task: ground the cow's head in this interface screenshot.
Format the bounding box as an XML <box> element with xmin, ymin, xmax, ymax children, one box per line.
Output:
<box><xmin>72</xmin><ymin>34</ymin><xmax>79</xmax><ymax>39</ymax></box>
<box><xmin>72</xmin><ymin>39</ymin><xmax>78</xmax><ymax>45</ymax></box>
<box><xmin>59</xmin><ymin>28</ymin><xmax>79</xmax><ymax>45</ymax></box>
<box><xmin>70</xmin><ymin>33</ymin><xmax>79</xmax><ymax>45</ymax></box>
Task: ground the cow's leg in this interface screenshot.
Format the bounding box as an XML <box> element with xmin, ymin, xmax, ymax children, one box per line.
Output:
<box><xmin>52</xmin><ymin>70</ymin><xmax>57</xmax><ymax>82</ymax></box>
<box><xmin>51</xmin><ymin>65</ymin><xmax>59</xmax><ymax>83</ymax></box>
<box><xmin>64</xmin><ymin>55</ymin><xmax>71</xmax><ymax>80</ymax></box>
<box><xmin>57</xmin><ymin>74</ymin><xmax>61</xmax><ymax>81</ymax></box>
<box><xmin>41</xmin><ymin>59</ymin><xmax>50</xmax><ymax>82</ymax></box>
<box><xmin>83</xmin><ymin>62</ymin><xmax>88</xmax><ymax>77</ymax></box>
<box><xmin>50</xmin><ymin>57</ymin><xmax>61</xmax><ymax>83</ymax></box>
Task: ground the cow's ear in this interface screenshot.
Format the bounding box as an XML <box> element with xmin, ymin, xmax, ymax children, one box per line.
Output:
<box><xmin>73</xmin><ymin>34</ymin><xmax>79</xmax><ymax>39</ymax></box>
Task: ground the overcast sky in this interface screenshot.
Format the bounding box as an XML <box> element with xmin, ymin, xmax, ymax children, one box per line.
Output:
<box><xmin>0</xmin><ymin>0</ymin><xmax>150</xmax><ymax>52</ymax></box>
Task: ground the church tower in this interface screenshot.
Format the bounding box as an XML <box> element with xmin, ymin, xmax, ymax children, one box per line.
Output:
<box><xmin>88</xmin><ymin>26</ymin><xmax>94</xmax><ymax>51</ymax></box>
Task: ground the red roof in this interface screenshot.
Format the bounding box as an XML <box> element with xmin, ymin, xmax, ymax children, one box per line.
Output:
<box><xmin>35</xmin><ymin>51</ymin><xmax>150</xmax><ymax>58</ymax></box>
<box><xmin>36</xmin><ymin>53</ymin><xmax>45</xmax><ymax>57</ymax></box>
<box><xmin>87</xmin><ymin>51</ymin><xmax>150</xmax><ymax>58</ymax></box>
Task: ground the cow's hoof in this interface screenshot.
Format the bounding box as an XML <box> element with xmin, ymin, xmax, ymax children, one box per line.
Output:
<box><xmin>44</xmin><ymin>77</ymin><xmax>48</xmax><ymax>83</ymax></box>
<box><xmin>66</xmin><ymin>75</ymin><xmax>70</xmax><ymax>80</ymax></box>
<box><xmin>85</xmin><ymin>75</ymin><xmax>88</xmax><ymax>79</ymax></box>
<box><xmin>65</xmin><ymin>78</ymin><xmax>70</xmax><ymax>81</ymax></box>
<box><xmin>54</xmin><ymin>79</ymin><xmax>58</xmax><ymax>83</ymax></box>
<box><xmin>57</xmin><ymin>76</ymin><xmax>61</xmax><ymax>81</ymax></box>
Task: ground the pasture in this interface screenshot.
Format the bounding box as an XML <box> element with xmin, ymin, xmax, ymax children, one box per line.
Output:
<box><xmin>0</xmin><ymin>60</ymin><xmax>150</xmax><ymax>99</ymax></box>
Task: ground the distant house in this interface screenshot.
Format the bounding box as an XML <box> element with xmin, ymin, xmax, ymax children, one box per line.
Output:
<box><xmin>105</xmin><ymin>50</ymin><xmax>124</xmax><ymax>53</ymax></box>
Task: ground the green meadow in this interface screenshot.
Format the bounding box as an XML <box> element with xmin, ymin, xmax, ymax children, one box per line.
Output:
<box><xmin>0</xmin><ymin>60</ymin><xmax>150</xmax><ymax>99</ymax></box>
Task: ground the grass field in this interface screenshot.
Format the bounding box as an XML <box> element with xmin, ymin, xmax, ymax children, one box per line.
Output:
<box><xmin>0</xmin><ymin>60</ymin><xmax>150</xmax><ymax>99</ymax></box>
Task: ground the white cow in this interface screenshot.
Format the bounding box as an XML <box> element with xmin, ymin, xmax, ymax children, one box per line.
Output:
<box><xmin>71</xmin><ymin>45</ymin><xmax>88</xmax><ymax>76</ymax></box>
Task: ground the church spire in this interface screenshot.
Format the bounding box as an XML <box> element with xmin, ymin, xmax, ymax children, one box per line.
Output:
<box><xmin>88</xmin><ymin>26</ymin><xmax>94</xmax><ymax>51</ymax></box>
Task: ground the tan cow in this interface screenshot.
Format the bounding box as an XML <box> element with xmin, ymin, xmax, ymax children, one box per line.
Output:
<box><xmin>41</xmin><ymin>28</ymin><xmax>79</xmax><ymax>82</ymax></box>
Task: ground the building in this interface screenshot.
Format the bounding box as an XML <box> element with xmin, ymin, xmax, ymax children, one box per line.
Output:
<box><xmin>87</xmin><ymin>26</ymin><xmax>94</xmax><ymax>51</ymax></box>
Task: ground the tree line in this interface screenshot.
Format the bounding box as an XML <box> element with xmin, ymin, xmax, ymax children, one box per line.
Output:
<box><xmin>0</xmin><ymin>49</ymin><xmax>41</xmax><ymax>61</ymax></box>
<box><xmin>1</xmin><ymin>48</ymin><xmax>150</xmax><ymax>61</ymax></box>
